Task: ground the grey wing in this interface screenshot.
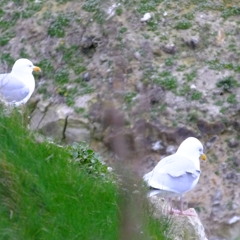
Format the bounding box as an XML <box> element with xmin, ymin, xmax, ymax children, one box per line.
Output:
<box><xmin>0</xmin><ymin>74</ymin><xmax>29</xmax><ymax>102</ymax></box>
<box><xmin>153</xmin><ymin>154</ymin><xmax>191</xmax><ymax>176</ymax></box>
<box><xmin>147</xmin><ymin>154</ymin><xmax>200</xmax><ymax>193</ymax></box>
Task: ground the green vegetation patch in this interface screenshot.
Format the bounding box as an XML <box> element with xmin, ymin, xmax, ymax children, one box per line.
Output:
<box><xmin>216</xmin><ymin>76</ymin><xmax>239</xmax><ymax>92</ymax></box>
<box><xmin>222</xmin><ymin>6</ymin><xmax>240</xmax><ymax>19</ymax></box>
<box><xmin>154</xmin><ymin>71</ymin><xmax>178</xmax><ymax>91</ymax></box>
<box><xmin>0</xmin><ymin>53</ymin><xmax>15</xmax><ymax>68</ymax></box>
<box><xmin>175</xmin><ymin>20</ymin><xmax>192</xmax><ymax>30</ymax></box>
<box><xmin>207</xmin><ymin>59</ymin><xmax>240</xmax><ymax>73</ymax></box>
<box><xmin>227</xmin><ymin>94</ymin><xmax>237</xmax><ymax>104</ymax></box>
<box><xmin>48</xmin><ymin>14</ymin><xmax>70</xmax><ymax>38</ymax></box>
<box><xmin>191</xmin><ymin>90</ymin><xmax>203</xmax><ymax>101</ymax></box>
<box><xmin>82</xmin><ymin>0</ymin><xmax>105</xmax><ymax>23</ymax></box>
<box><xmin>54</xmin><ymin>69</ymin><xmax>69</xmax><ymax>84</ymax></box>
<box><xmin>136</xmin><ymin>0</ymin><xmax>163</xmax><ymax>14</ymax></box>
<box><xmin>0</xmin><ymin>108</ymin><xmax>118</xmax><ymax>240</ymax></box>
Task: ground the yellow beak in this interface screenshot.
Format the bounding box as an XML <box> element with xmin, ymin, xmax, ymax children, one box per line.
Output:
<box><xmin>200</xmin><ymin>154</ymin><xmax>207</xmax><ymax>161</ymax></box>
<box><xmin>33</xmin><ymin>66</ymin><xmax>41</xmax><ymax>72</ymax></box>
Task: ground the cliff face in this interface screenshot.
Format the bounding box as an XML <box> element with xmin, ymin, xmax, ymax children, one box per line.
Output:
<box><xmin>0</xmin><ymin>1</ymin><xmax>240</xmax><ymax>239</ymax></box>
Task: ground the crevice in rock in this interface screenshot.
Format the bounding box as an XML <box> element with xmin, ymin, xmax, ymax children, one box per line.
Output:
<box><xmin>62</xmin><ymin>115</ymin><xmax>69</xmax><ymax>141</ymax></box>
<box><xmin>36</xmin><ymin>104</ymin><xmax>50</xmax><ymax>130</ymax></box>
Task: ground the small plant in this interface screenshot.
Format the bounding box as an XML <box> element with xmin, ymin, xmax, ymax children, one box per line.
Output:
<box><xmin>178</xmin><ymin>84</ymin><xmax>191</xmax><ymax>96</ymax></box>
<box><xmin>154</xmin><ymin>71</ymin><xmax>178</xmax><ymax>91</ymax></box>
<box><xmin>0</xmin><ymin>53</ymin><xmax>15</xmax><ymax>69</ymax></box>
<box><xmin>175</xmin><ymin>20</ymin><xmax>192</xmax><ymax>30</ymax></box>
<box><xmin>191</xmin><ymin>90</ymin><xmax>202</xmax><ymax>100</ymax></box>
<box><xmin>176</xmin><ymin>65</ymin><xmax>187</xmax><ymax>71</ymax></box>
<box><xmin>124</xmin><ymin>91</ymin><xmax>137</xmax><ymax>105</ymax></box>
<box><xmin>184</xmin><ymin>70</ymin><xmax>197</xmax><ymax>82</ymax></box>
<box><xmin>222</xmin><ymin>6</ymin><xmax>240</xmax><ymax>19</ymax></box>
<box><xmin>116</xmin><ymin>7</ymin><xmax>123</xmax><ymax>16</ymax></box>
<box><xmin>137</xmin><ymin>0</ymin><xmax>163</xmax><ymax>14</ymax></box>
<box><xmin>208</xmin><ymin>59</ymin><xmax>240</xmax><ymax>73</ymax></box>
<box><xmin>55</xmin><ymin>69</ymin><xmax>69</xmax><ymax>84</ymax></box>
<box><xmin>68</xmin><ymin>142</ymin><xmax>111</xmax><ymax>180</ymax></box>
<box><xmin>146</xmin><ymin>19</ymin><xmax>158</xmax><ymax>31</ymax></box>
<box><xmin>0</xmin><ymin>31</ymin><xmax>15</xmax><ymax>46</ymax></box>
<box><xmin>165</xmin><ymin>58</ymin><xmax>174</xmax><ymax>66</ymax></box>
<box><xmin>82</xmin><ymin>0</ymin><xmax>105</xmax><ymax>23</ymax></box>
<box><xmin>119</xmin><ymin>27</ymin><xmax>128</xmax><ymax>34</ymax></box>
<box><xmin>22</xmin><ymin>2</ymin><xmax>43</xmax><ymax>18</ymax></box>
<box><xmin>73</xmin><ymin>65</ymin><xmax>87</xmax><ymax>75</ymax></box>
<box><xmin>227</xmin><ymin>94</ymin><xmax>237</xmax><ymax>104</ymax></box>
<box><xmin>216</xmin><ymin>76</ymin><xmax>238</xmax><ymax>92</ymax></box>
<box><xmin>74</xmin><ymin>107</ymin><xmax>86</xmax><ymax>114</ymax></box>
<box><xmin>38</xmin><ymin>59</ymin><xmax>54</xmax><ymax>78</ymax></box>
<box><xmin>183</xmin><ymin>12</ymin><xmax>195</xmax><ymax>20</ymax></box>
<box><xmin>48</xmin><ymin>14</ymin><xmax>70</xmax><ymax>38</ymax></box>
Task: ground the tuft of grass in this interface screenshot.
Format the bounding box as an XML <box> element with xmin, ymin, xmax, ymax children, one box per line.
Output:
<box><xmin>48</xmin><ymin>14</ymin><xmax>70</xmax><ymax>38</ymax></box>
<box><xmin>184</xmin><ymin>71</ymin><xmax>197</xmax><ymax>82</ymax></box>
<box><xmin>38</xmin><ymin>59</ymin><xmax>55</xmax><ymax>79</ymax></box>
<box><xmin>136</xmin><ymin>0</ymin><xmax>163</xmax><ymax>14</ymax></box>
<box><xmin>124</xmin><ymin>91</ymin><xmax>137</xmax><ymax>105</ymax></box>
<box><xmin>54</xmin><ymin>69</ymin><xmax>69</xmax><ymax>84</ymax></box>
<box><xmin>216</xmin><ymin>76</ymin><xmax>238</xmax><ymax>92</ymax></box>
<box><xmin>222</xmin><ymin>6</ymin><xmax>240</xmax><ymax>19</ymax></box>
<box><xmin>165</xmin><ymin>58</ymin><xmax>174</xmax><ymax>66</ymax></box>
<box><xmin>82</xmin><ymin>0</ymin><xmax>105</xmax><ymax>23</ymax></box>
<box><xmin>0</xmin><ymin>53</ymin><xmax>15</xmax><ymax>70</ymax></box>
<box><xmin>175</xmin><ymin>20</ymin><xmax>192</xmax><ymax>30</ymax></box>
<box><xmin>227</xmin><ymin>94</ymin><xmax>237</xmax><ymax>104</ymax></box>
<box><xmin>154</xmin><ymin>71</ymin><xmax>178</xmax><ymax>91</ymax></box>
<box><xmin>191</xmin><ymin>90</ymin><xmax>202</xmax><ymax>101</ymax></box>
<box><xmin>207</xmin><ymin>59</ymin><xmax>240</xmax><ymax>72</ymax></box>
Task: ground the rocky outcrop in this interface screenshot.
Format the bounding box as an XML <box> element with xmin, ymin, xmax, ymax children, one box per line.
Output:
<box><xmin>30</xmin><ymin>101</ymin><xmax>91</xmax><ymax>143</ymax></box>
<box><xmin>150</xmin><ymin>195</ymin><xmax>208</xmax><ymax>240</ymax></box>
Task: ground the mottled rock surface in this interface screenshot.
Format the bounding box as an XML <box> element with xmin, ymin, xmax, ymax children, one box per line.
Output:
<box><xmin>0</xmin><ymin>0</ymin><xmax>239</xmax><ymax>239</ymax></box>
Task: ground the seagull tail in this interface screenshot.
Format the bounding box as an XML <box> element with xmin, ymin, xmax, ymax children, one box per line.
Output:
<box><xmin>143</xmin><ymin>171</ymin><xmax>153</xmax><ymax>183</ymax></box>
<box><xmin>148</xmin><ymin>189</ymin><xmax>162</xmax><ymax>197</ymax></box>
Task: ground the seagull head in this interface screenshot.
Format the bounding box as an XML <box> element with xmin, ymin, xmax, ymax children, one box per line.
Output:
<box><xmin>176</xmin><ymin>137</ymin><xmax>207</xmax><ymax>161</ymax></box>
<box><xmin>11</xmin><ymin>58</ymin><xmax>41</xmax><ymax>75</ymax></box>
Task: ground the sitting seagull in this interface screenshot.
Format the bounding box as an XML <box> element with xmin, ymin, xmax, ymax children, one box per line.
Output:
<box><xmin>143</xmin><ymin>137</ymin><xmax>206</xmax><ymax>216</ymax></box>
<box><xmin>0</xmin><ymin>58</ymin><xmax>41</xmax><ymax>106</ymax></box>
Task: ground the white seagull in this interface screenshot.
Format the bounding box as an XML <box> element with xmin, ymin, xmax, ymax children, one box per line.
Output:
<box><xmin>143</xmin><ymin>137</ymin><xmax>206</xmax><ymax>216</ymax></box>
<box><xmin>0</xmin><ymin>58</ymin><xmax>41</xmax><ymax>106</ymax></box>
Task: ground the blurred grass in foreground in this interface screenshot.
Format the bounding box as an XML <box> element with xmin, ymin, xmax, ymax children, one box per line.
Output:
<box><xmin>0</xmin><ymin>107</ymin><xmax>173</xmax><ymax>240</ymax></box>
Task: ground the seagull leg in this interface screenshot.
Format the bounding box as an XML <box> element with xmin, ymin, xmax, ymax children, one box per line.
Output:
<box><xmin>170</xmin><ymin>196</ymin><xmax>197</xmax><ymax>216</ymax></box>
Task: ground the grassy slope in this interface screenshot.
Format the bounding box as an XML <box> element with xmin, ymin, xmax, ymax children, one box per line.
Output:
<box><xmin>0</xmin><ymin>108</ymin><xmax>173</xmax><ymax>240</ymax></box>
<box><xmin>0</xmin><ymin>109</ymin><xmax>118</xmax><ymax>240</ymax></box>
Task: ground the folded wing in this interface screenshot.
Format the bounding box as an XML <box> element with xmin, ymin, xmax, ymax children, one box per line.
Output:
<box><xmin>0</xmin><ymin>74</ymin><xmax>29</xmax><ymax>102</ymax></box>
<box><xmin>144</xmin><ymin>154</ymin><xmax>201</xmax><ymax>194</ymax></box>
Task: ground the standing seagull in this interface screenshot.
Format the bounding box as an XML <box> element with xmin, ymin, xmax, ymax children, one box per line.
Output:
<box><xmin>0</xmin><ymin>58</ymin><xmax>41</xmax><ymax>106</ymax></box>
<box><xmin>143</xmin><ymin>137</ymin><xmax>206</xmax><ymax>216</ymax></box>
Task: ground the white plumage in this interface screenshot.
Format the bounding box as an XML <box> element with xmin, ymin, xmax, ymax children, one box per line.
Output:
<box><xmin>0</xmin><ymin>58</ymin><xmax>41</xmax><ymax>106</ymax></box>
<box><xmin>143</xmin><ymin>137</ymin><xmax>206</xmax><ymax>215</ymax></box>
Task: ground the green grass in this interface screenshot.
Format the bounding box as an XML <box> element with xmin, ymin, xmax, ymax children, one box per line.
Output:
<box><xmin>0</xmin><ymin>108</ymin><xmax>118</xmax><ymax>240</ymax></box>
<box><xmin>0</xmin><ymin>108</ymin><xmax>173</xmax><ymax>240</ymax></box>
<box><xmin>136</xmin><ymin>0</ymin><xmax>163</xmax><ymax>14</ymax></box>
<box><xmin>154</xmin><ymin>71</ymin><xmax>178</xmax><ymax>91</ymax></box>
<box><xmin>48</xmin><ymin>14</ymin><xmax>70</xmax><ymax>38</ymax></box>
<box><xmin>216</xmin><ymin>76</ymin><xmax>238</xmax><ymax>92</ymax></box>
<box><xmin>175</xmin><ymin>20</ymin><xmax>192</xmax><ymax>30</ymax></box>
<box><xmin>222</xmin><ymin>6</ymin><xmax>240</xmax><ymax>19</ymax></box>
<box><xmin>82</xmin><ymin>0</ymin><xmax>105</xmax><ymax>23</ymax></box>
